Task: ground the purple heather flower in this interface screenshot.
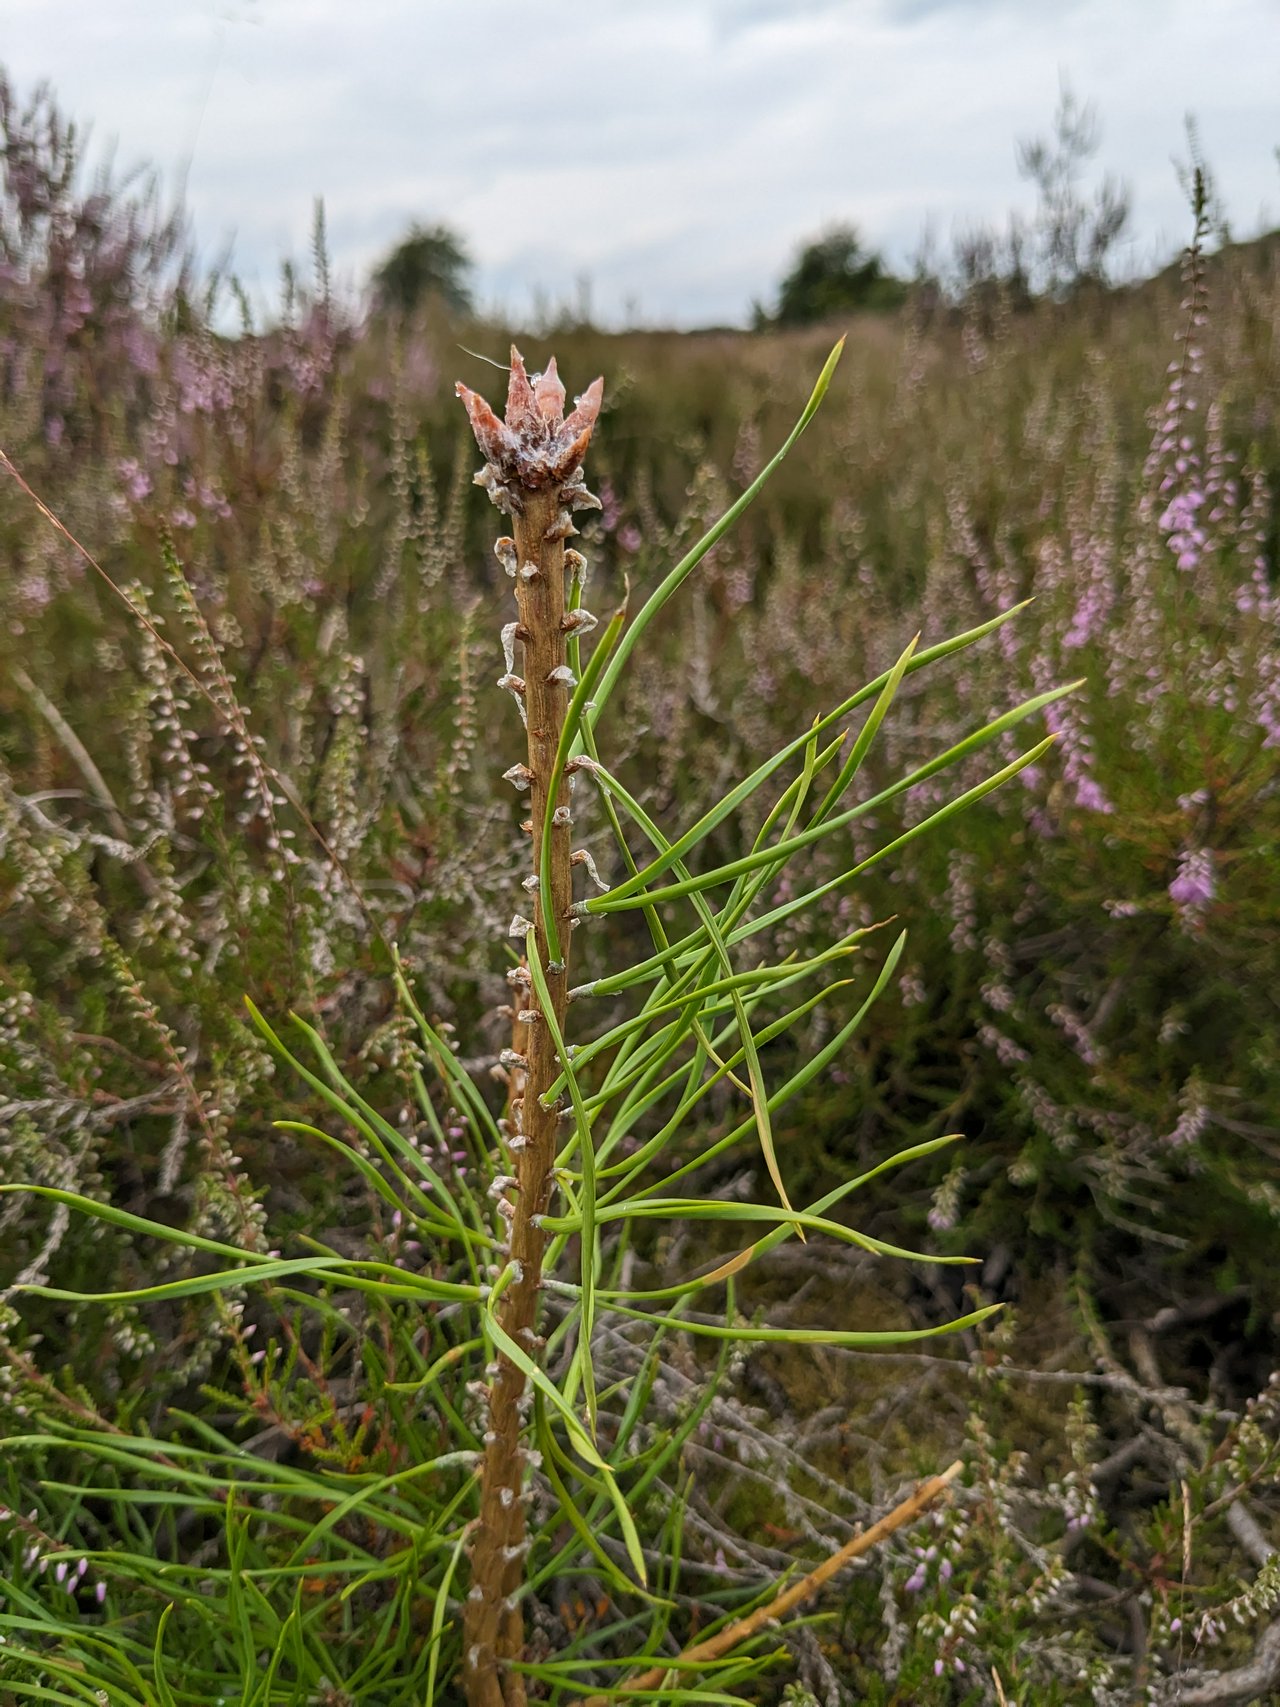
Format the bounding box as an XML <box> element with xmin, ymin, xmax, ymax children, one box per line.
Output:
<box><xmin>118</xmin><ymin>457</ymin><xmax>151</xmax><ymax>502</ymax></box>
<box><xmin>1159</xmin><ymin>486</ymin><xmax>1207</xmax><ymax>570</ymax></box>
<box><xmin>597</xmin><ymin>478</ymin><xmax>620</xmax><ymax>532</ymax></box>
<box><xmin>1039</xmin><ymin>682</ymin><xmax>1113</xmax><ymax>814</ymax></box>
<box><xmin>1073</xmin><ymin>777</ymin><xmax>1111</xmax><ymax>814</ymax></box>
<box><xmin>1169</xmin><ymin>848</ymin><xmax>1215</xmax><ymax>923</ymax></box>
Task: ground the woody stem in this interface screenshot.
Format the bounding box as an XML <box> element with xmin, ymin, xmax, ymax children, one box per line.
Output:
<box><xmin>464</xmin><ymin>484</ymin><xmax>575</xmax><ymax>1707</ymax></box>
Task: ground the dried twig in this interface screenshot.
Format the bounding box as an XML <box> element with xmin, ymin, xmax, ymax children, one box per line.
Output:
<box><xmin>1163</xmin><ymin>1620</ymin><xmax>1280</xmax><ymax>1706</ymax></box>
<box><xmin>582</xmin><ymin>1460</ymin><xmax>963</xmax><ymax>1703</ymax></box>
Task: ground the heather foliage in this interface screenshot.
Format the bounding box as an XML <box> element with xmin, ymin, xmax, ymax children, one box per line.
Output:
<box><xmin>2</xmin><ymin>75</ymin><xmax>1279</xmax><ymax>1705</ymax></box>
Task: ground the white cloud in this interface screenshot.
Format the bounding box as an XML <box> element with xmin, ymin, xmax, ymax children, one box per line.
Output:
<box><xmin>4</xmin><ymin>0</ymin><xmax>1276</xmax><ymax>326</ymax></box>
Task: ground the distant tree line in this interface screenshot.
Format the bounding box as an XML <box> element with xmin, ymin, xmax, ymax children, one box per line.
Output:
<box><xmin>752</xmin><ymin>225</ymin><xmax>908</xmax><ymax>328</ymax></box>
<box><xmin>368</xmin><ymin>87</ymin><xmax>1134</xmax><ymax>332</ymax></box>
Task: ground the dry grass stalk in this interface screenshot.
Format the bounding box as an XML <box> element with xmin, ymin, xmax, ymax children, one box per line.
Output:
<box><xmin>584</xmin><ymin>1459</ymin><xmax>964</xmax><ymax>1702</ymax></box>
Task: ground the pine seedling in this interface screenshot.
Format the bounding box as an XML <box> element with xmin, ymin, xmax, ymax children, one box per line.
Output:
<box><xmin>454</xmin><ymin>349</ymin><xmax>608</xmax><ymax>1701</ymax></box>
<box><xmin>1</xmin><ymin>341</ymin><xmax>1072</xmax><ymax>1706</ymax></box>
<box><xmin>450</xmin><ymin>343</ymin><xmax>1066</xmax><ymax>1704</ymax></box>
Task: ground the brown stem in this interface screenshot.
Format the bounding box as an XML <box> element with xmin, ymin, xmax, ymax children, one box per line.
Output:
<box><xmin>464</xmin><ymin>486</ymin><xmax>576</xmax><ymax>1707</ymax></box>
<box><xmin>581</xmin><ymin>1460</ymin><xmax>964</xmax><ymax>1704</ymax></box>
<box><xmin>455</xmin><ymin>348</ymin><xmax>602</xmax><ymax>1707</ymax></box>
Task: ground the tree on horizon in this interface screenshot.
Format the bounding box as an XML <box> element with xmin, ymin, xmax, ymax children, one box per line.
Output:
<box><xmin>370</xmin><ymin>221</ymin><xmax>473</xmax><ymax>316</ymax></box>
<box><xmin>759</xmin><ymin>223</ymin><xmax>907</xmax><ymax>327</ymax></box>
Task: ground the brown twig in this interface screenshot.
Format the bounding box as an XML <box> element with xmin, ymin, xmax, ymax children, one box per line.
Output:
<box><xmin>581</xmin><ymin>1459</ymin><xmax>964</xmax><ymax>1703</ymax></box>
<box><xmin>1165</xmin><ymin>1620</ymin><xmax>1280</xmax><ymax>1706</ymax></box>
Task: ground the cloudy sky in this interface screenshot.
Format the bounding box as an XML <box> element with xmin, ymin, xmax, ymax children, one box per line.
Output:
<box><xmin>6</xmin><ymin>0</ymin><xmax>1278</xmax><ymax>326</ymax></box>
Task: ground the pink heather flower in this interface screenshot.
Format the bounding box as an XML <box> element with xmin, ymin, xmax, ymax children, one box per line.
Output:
<box><xmin>618</xmin><ymin>523</ymin><xmax>642</xmax><ymax>554</ymax></box>
<box><xmin>597</xmin><ymin>478</ymin><xmax>620</xmax><ymax>532</ymax></box>
<box><xmin>1038</xmin><ymin>678</ymin><xmax>1112</xmax><ymax>814</ymax></box>
<box><xmin>1159</xmin><ymin>487</ymin><xmax>1208</xmax><ymax>570</ymax></box>
<box><xmin>118</xmin><ymin>457</ymin><xmax>151</xmax><ymax>502</ymax></box>
<box><xmin>1073</xmin><ymin>777</ymin><xmax>1110</xmax><ymax>814</ymax></box>
<box><xmin>1165</xmin><ymin>1103</ymin><xmax>1209</xmax><ymax>1148</ymax></box>
<box><xmin>1169</xmin><ymin>848</ymin><xmax>1215</xmax><ymax>925</ymax></box>
<box><xmin>17</xmin><ymin>573</ymin><xmax>53</xmax><ymax>610</ymax></box>
<box><xmin>123</xmin><ymin>324</ymin><xmax>159</xmax><ymax>375</ymax></box>
<box><xmin>1164</xmin><ymin>1076</ymin><xmax>1210</xmax><ymax>1147</ymax></box>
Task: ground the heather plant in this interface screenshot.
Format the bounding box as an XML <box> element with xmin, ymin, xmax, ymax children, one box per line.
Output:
<box><xmin>735</xmin><ymin>180</ymin><xmax>1280</xmax><ymax>1284</ymax></box>
<box><xmin>577</xmin><ymin>184</ymin><xmax>1280</xmax><ymax>1299</ymax></box>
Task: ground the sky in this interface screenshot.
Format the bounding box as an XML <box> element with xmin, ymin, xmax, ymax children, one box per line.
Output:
<box><xmin>5</xmin><ymin>0</ymin><xmax>1278</xmax><ymax>327</ymax></box>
